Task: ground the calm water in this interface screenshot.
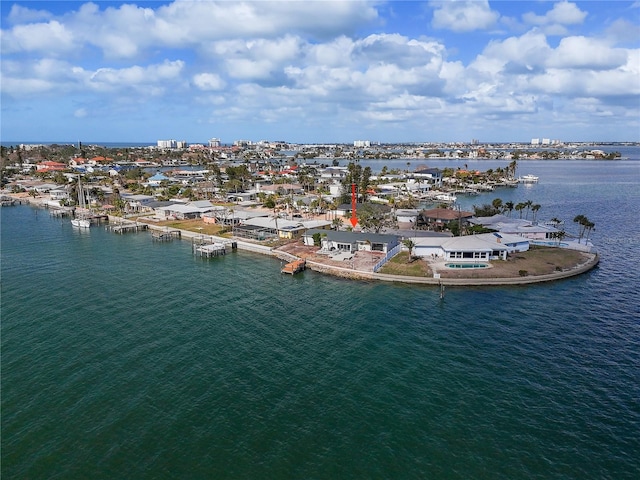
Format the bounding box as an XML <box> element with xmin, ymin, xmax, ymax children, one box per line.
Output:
<box><xmin>2</xmin><ymin>159</ymin><xmax>639</xmax><ymax>479</ymax></box>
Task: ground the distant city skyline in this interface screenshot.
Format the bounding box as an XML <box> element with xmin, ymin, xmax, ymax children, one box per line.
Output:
<box><xmin>1</xmin><ymin>1</ymin><xmax>639</xmax><ymax>143</ymax></box>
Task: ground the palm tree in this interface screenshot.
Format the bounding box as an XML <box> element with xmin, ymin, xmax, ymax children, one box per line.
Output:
<box><xmin>531</xmin><ymin>204</ymin><xmax>541</xmax><ymax>222</ymax></box>
<box><xmin>584</xmin><ymin>220</ymin><xmax>595</xmax><ymax>244</ymax></box>
<box><xmin>549</xmin><ymin>217</ymin><xmax>563</xmax><ymax>229</ymax></box>
<box><xmin>515</xmin><ymin>202</ymin><xmax>525</xmax><ymax>219</ymax></box>
<box><xmin>504</xmin><ymin>201</ymin><xmax>514</xmax><ymax>217</ymax></box>
<box><xmin>492</xmin><ymin>198</ymin><xmax>503</xmax><ymax>213</ymax></box>
<box><xmin>524</xmin><ymin>200</ymin><xmax>533</xmax><ymax>219</ymax></box>
<box><xmin>402</xmin><ymin>238</ymin><xmax>416</xmax><ymax>262</ymax></box>
<box><xmin>552</xmin><ymin>230</ymin><xmax>567</xmax><ymax>246</ymax></box>
<box><xmin>573</xmin><ymin>215</ymin><xmax>587</xmax><ymax>243</ymax></box>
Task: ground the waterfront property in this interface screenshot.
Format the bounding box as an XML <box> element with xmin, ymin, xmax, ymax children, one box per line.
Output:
<box><xmin>303</xmin><ymin>229</ymin><xmax>400</xmax><ymax>255</ymax></box>
<box><xmin>233</xmin><ymin>216</ymin><xmax>332</xmax><ymax>241</ymax></box>
<box><xmin>412</xmin><ymin>232</ymin><xmax>530</xmax><ymax>262</ymax></box>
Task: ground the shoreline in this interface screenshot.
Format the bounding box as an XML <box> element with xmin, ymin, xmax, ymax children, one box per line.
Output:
<box><xmin>9</xmin><ymin>195</ymin><xmax>600</xmax><ymax>287</ymax></box>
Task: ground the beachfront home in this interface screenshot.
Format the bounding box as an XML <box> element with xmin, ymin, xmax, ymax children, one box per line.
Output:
<box><xmin>412</xmin><ymin>232</ymin><xmax>529</xmax><ymax>261</ymax></box>
<box><xmin>233</xmin><ymin>216</ymin><xmax>332</xmax><ymax>241</ymax></box>
<box><xmin>120</xmin><ymin>194</ymin><xmax>156</xmax><ymax>213</ymax></box>
<box><xmin>151</xmin><ymin>201</ymin><xmax>215</xmax><ymax>220</ymax></box>
<box><xmin>469</xmin><ymin>214</ymin><xmax>560</xmax><ymax>240</ymax></box>
<box><xmin>202</xmin><ymin>207</ymin><xmax>267</xmax><ymax>226</ymax></box>
<box><xmin>303</xmin><ymin>229</ymin><xmax>400</xmax><ymax>254</ymax></box>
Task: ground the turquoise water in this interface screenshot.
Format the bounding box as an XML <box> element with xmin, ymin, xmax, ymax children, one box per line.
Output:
<box><xmin>2</xmin><ymin>159</ymin><xmax>640</xmax><ymax>479</ymax></box>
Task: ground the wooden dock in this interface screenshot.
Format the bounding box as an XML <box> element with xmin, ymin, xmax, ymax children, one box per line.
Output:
<box><xmin>152</xmin><ymin>230</ymin><xmax>181</xmax><ymax>241</ymax></box>
<box><xmin>50</xmin><ymin>208</ymin><xmax>73</xmax><ymax>217</ymax></box>
<box><xmin>281</xmin><ymin>259</ymin><xmax>306</xmax><ymax>275</ymax></box>
<box><xmin>193</xmin><ymin>242</ymin><xmax>231</xmax><ymax>258</ymax></box>
<box><xmin>108</xmin><ymin>221</ymin><xmax>148</xmax><ymax>234</ymax></box>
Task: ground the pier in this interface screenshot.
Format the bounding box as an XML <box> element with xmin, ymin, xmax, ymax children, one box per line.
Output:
<box><xmin>108</xmin><ymin>220</ymin><xmax>148</xmax><ymax>234</ymax></box>
<box><xmin>281</xmin><ymin>259</ymin><xmax>306</xmax><ymax>275</ymax></box>
<box><xmin>193</xmin><ymin>242</ymin><xmax>232</xmax><ymax>258</ymax></box>
<box><xmin>152</xmin><ymin>229</ymin><xmax>181</xmax><ymax>242</ymax></box>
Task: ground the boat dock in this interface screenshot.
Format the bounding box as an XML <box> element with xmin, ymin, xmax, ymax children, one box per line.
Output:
<box><xmin>193</xmin><ymin>242</ymin><xmax>233</xmax><ymax>258</ymax></box>
<box><xmin>108</xmin><ymin>220</ymin><xmax>148</xmax><ymax>234</ymax></box>
<box><xmin>281</xmin><ymin>259</ymin><xmax>306</xmax><ymax>275</ymax></box>
<box><xmin>50</xmin><ymin>207</ymin><xmax>73</xmax><ymax>217</ymax></box>
<box><xmin>152</xmin><ymin>229</ymin><xmax>181</xmax><ymax>242</ymax></box>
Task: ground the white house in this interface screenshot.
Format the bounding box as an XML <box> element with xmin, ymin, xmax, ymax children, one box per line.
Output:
<box><xmin>411</xmin><ymin>233</ymin><xmax>529</xmax><ymax>261</ymax></box>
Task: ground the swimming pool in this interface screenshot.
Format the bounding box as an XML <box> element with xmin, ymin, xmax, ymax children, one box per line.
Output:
<box><xmin>445</xmin><ymin>263</ymin><xmax>489</xmax><ymax>269</ymax></box>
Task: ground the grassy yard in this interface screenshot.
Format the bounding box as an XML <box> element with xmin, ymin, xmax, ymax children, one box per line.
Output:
<box><xmin>378</xmin><ymin>252</ymin><xmax>432</xmax><ymax>276</ymax></box>
<box><xmin>378</xmin><ymin>247</ymin><xmax>590</xmax><ymax>279</ymax></box>
<box><xmin>438</xmin><ymin>246</ymin><xmax>589</xmax><ymax>279</ymax></box>
<box><xmin>151</xmin><ymin>219</ymin><xmax>228</xmax><ymax>236</ymax></box>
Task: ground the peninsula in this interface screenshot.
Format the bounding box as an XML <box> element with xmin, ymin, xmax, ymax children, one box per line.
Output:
<box><xmin>1</xmin><ymin>141</ymin><xmax>602</xmax><ymax>287</ymax></box>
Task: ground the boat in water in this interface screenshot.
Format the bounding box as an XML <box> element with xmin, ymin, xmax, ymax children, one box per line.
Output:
<box><xmin>433</xmin><ymin>193</ymin><xmax>458</xmax><ymax>203</ymax></box>
<box><xmin>518</xmin><ymin>174</ymin><xmax>539</xmax><ymax>184</ymax></box>
<box><xmin>71</xmin><ymin>175</ymin><xmax>91</xmax><ymax>228</ymax></box>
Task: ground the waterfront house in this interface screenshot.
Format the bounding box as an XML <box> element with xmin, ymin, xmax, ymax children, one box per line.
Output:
<box><xmin>302</xmin><ymin>229</ymin><xmax>400</xmax><ymax>254</ymax></box>
<box><xmin>469</xmin><ymin>214</ymin><xmax>560</xmax><ymax>240</ymax></box>
<box><xmin>155</xmin><ymin>203</ymin><xmax>201</xmax><ymax>220</ymax></box>
<box><xmin>121</xmin><ymin>194</ymin><xmax>156</xmax><ymax>213</ymax></box>
<box><xmin>202</xmin><ymin>207</ymin><xmax>267</xmax><ymax>226</ymax></box>
<box><xmin>236</xmin><ymin>217</ymin><xmax>332</xmax><ymax>241</ymax></box>
<box><xmin>412</xmin><ymin>232</ymin><xmax>529</xmax><ymax>261</ymax></box>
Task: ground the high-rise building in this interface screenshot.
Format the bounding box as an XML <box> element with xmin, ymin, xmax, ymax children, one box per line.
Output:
<box><xmin>157</xmin><ymin>140</ymin><xmax>187</xmax><ymax>149</ymax></box>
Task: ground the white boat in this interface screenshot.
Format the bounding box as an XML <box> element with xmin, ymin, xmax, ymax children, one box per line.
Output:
<box><xmin>518</xmin><ymin>174</ymin><xmax>539</xmax><ymax>184</ymax></box>
<box><xmin>71</xmin><ymin>175</ymin><xmax>91</xmax><ymax>228</ymax></box>
<box><xmin>71</xmin><ymin>218</ymin><xmax>91</xmax><ymax>228</ymax></box>
<box><xmin>434</xmin><ymin>193</ymin><xmax>457</xmax><ymax>203</ymax></box>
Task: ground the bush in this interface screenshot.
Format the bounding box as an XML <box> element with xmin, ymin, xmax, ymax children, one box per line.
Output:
<box><xmin>519</xmin><ymin>270</ymin><xmax>528</xmax><ymax>277</ymax></box>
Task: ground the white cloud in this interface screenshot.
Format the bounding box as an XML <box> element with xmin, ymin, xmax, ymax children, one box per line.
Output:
<box><xmin>88</xmin><ymin>60</ymin><xmax>185</xmax><ymax>92</ymax></box>
<box><xmin>1</xmin><ymin>77</ymin><xmax>56</xmax><ymax>96</ymax></box>
<box><xmin>431</xmin><ymin>0</ymin><xmax>499</xmax><ymax>33</ymax></box>
<box><xmin>1</xmin><ymin>1</ymin><xmax>638</xmax><ymax>141</ymax></box>
<box><xmin>548</xmin><ymin>36</ymin><xmax>628</xmax><ymax>69</ymax></box>
<box><xmin>7</xmin><ymin>4</ymin><xmax>53</xmax><ymax>23</ymax></box>
<box><xmin>1</xmin><ymin>20</ymin><xmax>75</xmax><ymax>55</ymax></box>
<box><xmin>0</xmin><ymin>1</ymin><xmax>378</xmax><ymax>60</ymax></box>
<box><xmin>193</xmin><ymin>73</ymin><xmax>226</xmax><ymax>91</ymax></box>
<box><xmin>522</xmin><ymin>1</ymin><xmax>587</xmax><ymax>35</ymax></box>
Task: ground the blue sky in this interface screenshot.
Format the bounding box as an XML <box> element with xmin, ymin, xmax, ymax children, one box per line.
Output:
<box><xmin>1</xmin><ymin>1</ymin><xmax>639</xmax><ymax>144</ymax></box>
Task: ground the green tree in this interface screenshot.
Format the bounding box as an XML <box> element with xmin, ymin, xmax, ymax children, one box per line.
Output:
<box><xmin>531</xmin><ymin>204</ymin><xmax>541</xmax><ymax>222</ymax></box>
<box><xmin>504</xmin><ymin>201</ymin><xmax>514</xmax><ymax>217</ymax></box>
<box><xmin>573</xmin><ymin>214</ymin><xmax>587</xmax><ymax>243</ymax></box>
<box><xmin>524</xmin><ymin>199</ymin><xmax>533</xmax><ymax>219</ymax></box>
<box><xmin>356</xmin><ymin>203</ymin><xmax>393</xmax><ymax>233</ymax></box>
<box><xmin>402</xmin><ymin>238</ymin><xmax>416</xmax><ymax>262</ymax></box>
